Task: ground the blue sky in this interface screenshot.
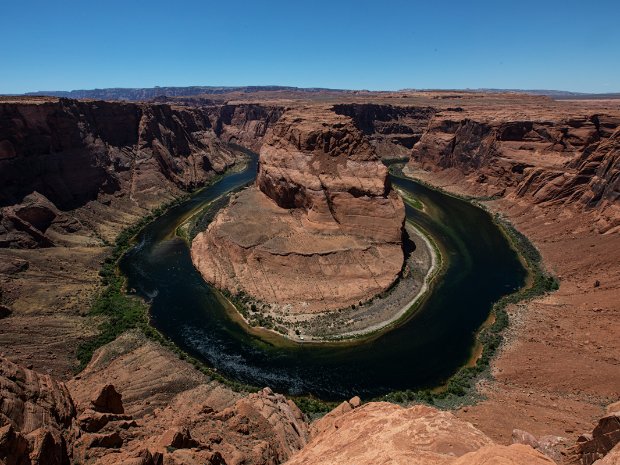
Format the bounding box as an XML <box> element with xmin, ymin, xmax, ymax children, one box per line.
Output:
<box><xmin>2</xmin><ymin>0</ymin><xmax>619</xmax><ymax>93</ymax></box>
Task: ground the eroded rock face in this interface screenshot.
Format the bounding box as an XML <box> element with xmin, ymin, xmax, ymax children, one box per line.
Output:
<box><xmin>0</xmin><ymin>357</ymin><xmax>75</xmax><ymax>433</ymax></box>
<box><xmin>573</xmin><ymin>412</ymin><xmax>620</xmax><ymax>465</ymax></box>
<box><xmin>406</xmin><ymin>111</ymin><xmax>620</xmax><ymax>233</ymax></box>
<box><xmin>0</xmin><ymin>98</ymin><xmax>252</xmax><ymax>248</ymax></box>
<box><xmin>0</xmin><ymin>357</ymin><xmax>74</xmax><ymax>464</ymax></box>
<box><xmin>192</xmin><ymin>108</ymin><xmax>405</xmax><ymax>313</ymax></box>
<box><xmin>332</xmin><ymin>103</ymin><xmax>436</xmax><ymax>158</ymax></box>
<box><xmin>0</xmin><ymin>334</ymin><xmax>312</xmax><ymax>465</ymax></box>
<box><xmin>210</xmin><ymin>103</ymin><xmax>286</xmax><ymax>152</ymax></box>
<box><xmin>66</xmin><ymin>332</ymin><xmax>309</xmax><ymax>465</ymax></box>
<box><xmin>287</xmin><ymin>402</ymin><xmax>493</xmax><ymax>465</ymax></box>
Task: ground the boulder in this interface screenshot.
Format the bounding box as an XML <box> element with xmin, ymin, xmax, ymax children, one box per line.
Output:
<box><xmin>512</xmin><ymin>429</ymin><xmax>567</xmax><ymax>462</ymax></box>
<box><xmin>77</xmin><ymin>409</ymin><xmax>132</xmax><ymax>433</ymax></box>
<box><xmin>0</xmin><ymin>424</ymin><xmax>30</xmax><ymax>465</ymax></box>
<box><xmin>0</xmin><ymin>258</ymin><xmax>29</xmax><ymax>275</ymax></box>
<box><xmin>80</xmin><ymin>432</ymin><xmax>123</xmax><ymax>449</ymax></box>
<box><xmin>286</xmin><ymin>402</ymin><xmax>493</xmax><ymax>465</ymax></box>
<box><xmin>0</xmin><ymin>305</ymin><xmax>11</xmax><ymax>319</ymax></box>
<box><xmin>26</xmin><ymin>427</ymin><xmax>68</xmax><ymax>465</ymax></box>
<box><xmin>91</xmin><ymin>385</ymin><xmax>124</xmax><ymax>414</ymax></box>
<box><xmin>158</xmin><ymin>427</ymin><xmax>198</xmax><ymax>449</ymax></box>
<box><xmin>607</xmin><ymin>401</ymin><xmax>620</xmax><ymax>416</ymax></box>
<box><xmin>573</xmin><ymin>413</ymin><xmax>620</xmax><ymax>465</ymax></box>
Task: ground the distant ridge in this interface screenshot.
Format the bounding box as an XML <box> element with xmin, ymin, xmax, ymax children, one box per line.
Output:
<box><xmin>22</xmin><ymin>85</ymin><xmax>355</xmax><ymax>101</ymax></box>
<box><xmin>401</xmin><ymin>88</ymin><xmax>620</xmax><ymax>100</ymax></box>
<box><xmin>15</xmin><ymin>85</ymin><xmax>620</xmax><ymax>101</ymax></box>
<box><xmin>475</xmin><ymin>89</ymin><xmax>620</xmax><ymax>100</ymax></box>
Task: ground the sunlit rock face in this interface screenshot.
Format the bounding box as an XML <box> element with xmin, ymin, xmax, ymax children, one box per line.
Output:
<box><xmin>191</xmin><ymin>107</ymin><xmax>405</xmax><ymax>313</ymax></box>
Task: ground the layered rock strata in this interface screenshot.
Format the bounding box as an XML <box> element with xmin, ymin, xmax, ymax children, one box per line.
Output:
<box><xmin>332</xmin><ymin>103</ymin><xmax>436</xmax><ymax>158</ymax></box>
<box><xmin>192</xmin><ymin>108</ymin><xmax>405</xmax><ymax>314</ymax></box>
<box><xmin>405</xmin><ymin>109</ymin><xmax>620</xmax><ymax>232</ymax></box>
<box><xmin>0</xmin><ymin>98</ymin><xmax>285</xmax><ymax>247</ymax></box>
<box><xmin>7</xmin><ymin>345</ymin><xmax>614</xmax><ymax>465</ymax></box>
<box><xmin>0</xmin><ymin>97</ymin><xmax>282</xmax><ymax>376</ymax></box>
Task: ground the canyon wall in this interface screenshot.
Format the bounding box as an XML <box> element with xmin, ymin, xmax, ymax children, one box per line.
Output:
<box><xmin>404</xmin><ymin>109</ymin><xmax>620</xmax><ymax>232</ymax></box>
<box><xmin>0</xmin><ymin>97</ymin><xmax>282</xmax><ymax>378</ymax></box>
<box><xmin>0</xmin><ymin>98</ymin><xmax>283</xmax><ymax>248</ymax></box>
<box><xmin>332</xmin><ymin>103</ymin><xmax>436</xmax><ymax>158</ymax></box>
<box><xmin>192</xmin><ymin>107</ymin><xmax>405</xmax><ymax>314</ymax></box>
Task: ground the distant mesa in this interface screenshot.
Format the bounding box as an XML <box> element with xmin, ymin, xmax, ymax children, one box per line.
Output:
<box><xmin>20</xmin><ymin>85</ymin><xmax>358</xmax><ymax>101</ymax></box>
<box><xmin>15</xmin><ymin>85</ymin><xmax>620</xmax><ymax>101</ymax></box>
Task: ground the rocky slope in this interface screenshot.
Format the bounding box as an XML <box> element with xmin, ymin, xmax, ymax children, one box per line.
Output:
<box><xmin>191</xmin><ymin>107</ymin><xmax>405</xmax><ymax>315</ymax></box>
<box><xmin>0</xmin><ymin>333</ymin><xmax>310</xmax><ymax>465</ymax></box>
<box><xmin>5</xmin><ymin>347</ymin><xmax>618</xmax><ymax>465</ymax></box>
<box><xmin>0</xmin><ymin>97</ymin><xmax>283</xmax><ymax>377</ymax></box>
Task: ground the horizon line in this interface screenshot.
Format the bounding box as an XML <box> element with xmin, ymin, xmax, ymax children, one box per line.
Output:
<box><xmin>5</xmin><ymin>84</ymin><xmax>620</xmax><ymax>96</ymax></box>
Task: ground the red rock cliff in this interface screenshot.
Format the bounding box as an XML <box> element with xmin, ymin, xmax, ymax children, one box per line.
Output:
<box><xmin>406</xmin><ymin>109</ymin><xmax>620</xmax><ymax>232</ymax></box>
<box><xmin>0</xmin><ymin>98</ymin><xmax>282</xmax><ymax>248</ymax></box>
<box><xmin>192</xmin><ymin>107</ymin><xmax>405</xmax><ymax>314</ymax></box>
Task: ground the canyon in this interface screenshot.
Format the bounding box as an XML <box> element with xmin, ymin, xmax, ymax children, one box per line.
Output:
<box><xmin>0</xmin><ymin>90</ymin><xmax>618</xmax><ymax>464</ymax></box>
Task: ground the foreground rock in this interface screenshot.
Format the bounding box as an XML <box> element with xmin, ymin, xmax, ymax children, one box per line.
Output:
<box><xmin>285</xmin><ymin>401</ymin><xmax>554</xmax><ymax>465</ymax></box>
<box><xmin>3</xmin><ymin>338</ymin><xmax>619</xmax><ymax>465</ymax></box>
<box><xmin>1</xmin><ymin>333</ymin><xmax>309</xmax><ymax>465</ymax></box>
<box><xmin>572</xmin><ymin>407</ymin><xmax>620</xmax><ymax>465</ymax></box>
<box><xmin>66</xmin><ymin>332</ymin><xmax>309</xmax><ymax>465</ymax></box>
<box><xmin>192</xmin><ymin>107</ymin><xmax>405</xmax><ymax>315</ymax></box>
<box><xmin>0</xmin><ymin>356</ymin><xmax>75</xmax><ymax>464</ymax></box>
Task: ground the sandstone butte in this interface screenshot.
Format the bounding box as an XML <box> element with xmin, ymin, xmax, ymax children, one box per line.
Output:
<box><xmin>0</xmin><ymin>91</ymin><xmax>619</xmax><ymax>465</ymax></box>
<box><xmin>191</xmin><ymin>107</ymin><xmax>406</xmax><ymax>314</ymax></box>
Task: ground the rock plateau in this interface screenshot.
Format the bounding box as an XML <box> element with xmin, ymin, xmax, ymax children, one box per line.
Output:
<box><xmin>191</xmin><ymin>107</ymin><xmax>405</xmax><ymax>314</ymax></box>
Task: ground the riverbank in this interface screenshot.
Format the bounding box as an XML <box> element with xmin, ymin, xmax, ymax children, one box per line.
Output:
<box><xmin>373</xmin><ymin>164</ymin><xmax>559</xmax><ymax>406</ymax></box>
<box><xmin>213</xmin><ymin>219</ymin><xmax>442</xmax><ymax>345</ymax></box>
<box><xmin>75</xmin><ymin>154</ymin><xmax>257</xmax><ymax>370</ymax></box>
<box><xmin>115</xmin><ymin>155</ymin><xmax>540</xmax><ymax>402</ymax></box>
<box><xmin>399</xmin><ymin>163</ymin><xmax>619</xmax><ymax>446</ymax></box>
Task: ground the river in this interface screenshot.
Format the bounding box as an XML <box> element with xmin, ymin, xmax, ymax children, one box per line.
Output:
<box><xmin>119</xmin><ymin>155</ymin><xmax>526</xmax><ymax>400</ymax></box>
